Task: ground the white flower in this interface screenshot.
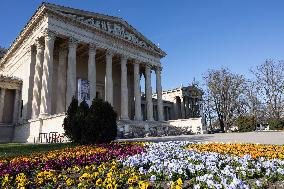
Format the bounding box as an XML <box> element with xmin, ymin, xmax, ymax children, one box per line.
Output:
<box><xmin>150</xmin><ymin>175</ymin><xmax>156</xmax><ymax>181</ymax></box>
<box><xmin>255</xmin><ymin>180</ymin><xmax>262</xmax><ymax>187</ymax></box>
<box><xmin>193</xmin><ymin>184</ymin><xmax>200</xmax><ymax>189</ymax></box>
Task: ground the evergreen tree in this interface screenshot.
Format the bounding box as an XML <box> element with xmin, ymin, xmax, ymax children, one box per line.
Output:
<box><xmin>83</xmin><ymin>98</ymin><xmax>117</xmax><ymax>144</ymax></box>
<box><xmin>62</xmin><ymin>97</ymin><xmax>78</xmax><ymax>142</ymax></box>
<box><xmin>76</xmin><ymin>99</ymin><xmax>89</xmax><ymax>143</ymax></box>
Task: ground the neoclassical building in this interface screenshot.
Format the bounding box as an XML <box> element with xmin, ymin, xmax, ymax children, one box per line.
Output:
<box><xmin>160</xmin><ymin>84</ymin><xmax>204</xmax><ymax>120</ymax></box>
<box><xmin>0</xmin><ymin>3</ymin><xmax>166</xmax><ymax>142</ymax></box>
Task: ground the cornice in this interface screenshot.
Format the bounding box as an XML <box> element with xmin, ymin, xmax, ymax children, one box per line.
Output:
<box><xmin>47</xmin><ymin>8</ymin><xmax>165</xmax><ymax>59</ymax></box>
<box><xmin>0</xmin><ymin>74</ymin><xmax>22</xmax><ymax>90</ymax></box>
<box><xmin>43</xmin><ymin>2</ymin><xmax>166</xmax><ymax>57</ymax></box>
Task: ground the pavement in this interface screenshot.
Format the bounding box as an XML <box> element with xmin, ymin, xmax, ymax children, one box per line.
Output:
<box><xmin>116</xmin><ymin>131</ymin><xmax>284</xmax><ymax>145</ymax></box>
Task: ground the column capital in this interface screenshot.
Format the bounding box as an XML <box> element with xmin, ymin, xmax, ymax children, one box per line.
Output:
<box><xmin>35</xmin><ymin>38</ymin><xmax>44</xmax><ymax>51</ymax></box>
<box><xmin>106</xmin><ymin>49</ymin><xmax>115</xmax><ymax>56</ymax></box>
<box><xmin>69</xmin><ymin>37</ymin><xmax>79</xmax><ymax>48</ymax></box>
<box><xmin>43</xmin><ymin>29</ymin><xmax>56</xmax><ymax>42</ymax></box>
<box><xmin>89</xmin><ymin>43</ymin><xmax>96</xmax><ymax>52</ymax></box>
<box><xmin>155</xmin><ymin>65</ymin><xmax>163</xmax><ymax>73</ymax></box>
<box><xmin>121</xmin><ymin>54</ymin><xmax>128</xmax><ymax>61</ymax></box>
<box><xmin>133</xmin><ymin>59</ymin><xmax>142</xmax><ymax>65</ymax></box>
<box><xmin>145</xmin><ymin>64</ymin><xmax>153</xmax><ymax>69</ymax></box>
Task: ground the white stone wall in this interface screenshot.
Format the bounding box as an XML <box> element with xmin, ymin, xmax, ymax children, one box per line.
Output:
<box><xmin>13</xmin><ymin>114</ymin><xmax>65</xmax><ymax>143</ymax></box>
<box><xmin>2</xmin><ymin>17</ymin><xmax>48</xmax><ymax>121</ymax></box>
<box><xmin>167</xmin><ymin>118</ymin><xmax>206</xmax><ymax>134</ymax></box>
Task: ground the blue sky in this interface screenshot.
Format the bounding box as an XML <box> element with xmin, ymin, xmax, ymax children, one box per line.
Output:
<box><xmin>1</xmin><ymin>0</ymin><xmax>284</xmax><ymax>90</ymax></box>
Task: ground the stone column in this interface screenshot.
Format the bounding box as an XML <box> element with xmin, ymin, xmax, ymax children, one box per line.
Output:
<box><xmin>187</xmin><ymin>98</ymin><xmax>191</xmax><ymax>117</ymax></box>
<box><xmin>39</xmin><ymin>31</ymin><xmax>55</xmax><ymax>117</ymax></box>
<box><xmin>105</xmin><ymin>50</ymin><xmax>113</xmax><ymax>105</ymax></box>
<box><xmin>66</xmin><ymin>38</ymin><xmax>78</xmax><ymax>110</ymax></box>
<box><xmin>88</xmin><ymin>44</ymin><xmax>96</xmax><ymax>102</ymax></box>
<box><xmin>56</xmin><ymin>47</ymin><xmax>67</xmax><ymax>113</ymax></box>
<box><xmin>165</xmin><ymin>107</ymin><xmax>169</xmax><ymax>121</ymax></box>
<box><xmin>31</xmin><ymin>39</ymin><xmax>44</xmax><ymax>118</ymax></box>
<box><xmin>155</xmin><ymin>66</ymin><xmax>164</xmax><ymax>121</ymax></box>
<box><xmin>13</xmin><ymin>90</ymin><xmax>20</xmax><ymax>123</ymax></box>
<box><xmin>0</xmin><ymin>88</ymin><xmax>5</xmax><ymax>122</ymax></box>
<box><xmin>184</xmin><ymin>97</ymin><xmax>188</xmax><ymax>118</ymax></box>
<box><xmin>173</xmin><ymin>97</ymin><xmax>179</xmax><ymax>119</ymax></box>
<box><xmin>120</xmin><ymin>55</ymin><xmax>129</xmax><ymax>120</ymax></box>
<box><xmin>181</xmin><ymin>97</ymin><xmax>185</xmax><ymax>119</ymax></box>
<box><xmin>134</xmin><ymin>61</ymin><xmax>142</xmax><ymax>121</ymax></box>
<box><xmin>145</xmin><ymin>64</ymin><xmax>154</xmax><ymax>121</ymax></box>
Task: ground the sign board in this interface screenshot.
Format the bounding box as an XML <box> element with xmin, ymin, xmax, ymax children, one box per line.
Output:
<box><xmin>77</xmin><ymin>78</ymin><xmax>91</xmax><ymax>106</ymax></box>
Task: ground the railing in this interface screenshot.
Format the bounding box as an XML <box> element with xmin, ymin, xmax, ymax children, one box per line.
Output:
<box><xmin>34</xmin><ymin>132</ymin><xmax>68</xmax><ymax>143</ymax></box>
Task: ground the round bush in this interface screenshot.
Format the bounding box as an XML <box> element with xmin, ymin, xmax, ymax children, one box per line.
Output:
<box><xmin>81</xmin><ymin>98</ymin><xmax>117</xmax><ymax>144</ymax></box>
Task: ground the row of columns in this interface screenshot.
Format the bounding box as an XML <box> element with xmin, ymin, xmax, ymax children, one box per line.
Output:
<box><xmin>179</xmin><ymin>96</ymin><xmax>201</xmax><ymax>119</ymax></box>
<box><xmin>31</xmin><ymin>30</ymin><xmax>164</xmax><ymax>121</ymax></box>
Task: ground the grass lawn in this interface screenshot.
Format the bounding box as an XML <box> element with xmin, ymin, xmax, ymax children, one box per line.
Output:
<box><xmin>0</xmin><ymin>142</ymin><xmax>76</xmax><ymax>158</ymax></box>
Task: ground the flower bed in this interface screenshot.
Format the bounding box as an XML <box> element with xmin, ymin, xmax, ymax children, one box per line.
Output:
<box><xmin>187</xmin><ymin>143</ymin><xmax>284</xmax><ymax>160</ymax></box>
<box><xmin>1</xmin><ymin>142</ymin><xmax>284</xmax><ymax>188</ymax></box>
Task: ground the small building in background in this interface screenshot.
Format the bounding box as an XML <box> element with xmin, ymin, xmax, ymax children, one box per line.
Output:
<box><xmin>153</xmin><ymin>83</ymin><xmax>206</xmax><ymax>134</ymax></box>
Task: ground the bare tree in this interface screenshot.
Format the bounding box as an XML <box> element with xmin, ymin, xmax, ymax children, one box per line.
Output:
<box><xmin>251</xmin><ymin>60</ymin><xmax>284</xmax><ymax>119</ymax></box>
<box><xmin>243</xmin><ymin>80</ymin><xmax>263</xmax><ymax>122</ymax></box>
<box><xmin>204</xmin><ymin>68</ymin><xmax>246</xmax><ymax>132</ymax></box>
<box><xmin>203</xmin><ymin>89</ymin><xmax>215</xmax><ymax>131</ymax></box>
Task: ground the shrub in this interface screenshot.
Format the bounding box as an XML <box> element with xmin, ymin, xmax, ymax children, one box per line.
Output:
<box><xmin>82</xmin><ymin>98</ymin><xmax>117</xmax><ymax>144</ymax></box>
<box><xmin>76</xmin><ymin>99</ymin><xmax>89</xmax><ymax>143</ymax></box>
<box><xmin>268</xmin><ymin>119</ymin><xmax>284</xmax><ymax>130</ymax></box>
<box><xmin>63</xmin><ymin>97</ymin><xmax>117</xmax><ymax>144</ymax></box>
<box><xmin>62</xmin><ymin>97</ymin><xmax>78</xmax><ymax>143</ymax></box>
<box><xmin>237</xmin><ymin>116</ymin><xmax>256</xmax><ymax>132</ymax></box>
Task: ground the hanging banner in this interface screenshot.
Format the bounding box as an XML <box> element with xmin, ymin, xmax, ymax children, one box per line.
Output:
<box><xmin>77</xmin><ymin>78</ymin><xmax>91</xmax><ymax>106</ymax></box>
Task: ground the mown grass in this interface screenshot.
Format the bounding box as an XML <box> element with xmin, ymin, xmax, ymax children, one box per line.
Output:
<box><xmin>0</xmin><ymin>143</ymin><xmax>77</xmax><ymax>158</ymax></box>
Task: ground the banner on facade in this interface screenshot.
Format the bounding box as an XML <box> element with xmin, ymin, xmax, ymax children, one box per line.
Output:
<box><xmin>77</xmin><ymin>78</ymin><xmax>91</xmax><ymax>106</ymax></box>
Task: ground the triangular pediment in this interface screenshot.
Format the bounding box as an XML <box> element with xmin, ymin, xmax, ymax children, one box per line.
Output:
<box><xmin>44</xmin><ymin>3</ymin><xmax>166</xmax><ymax>57</ymax></box>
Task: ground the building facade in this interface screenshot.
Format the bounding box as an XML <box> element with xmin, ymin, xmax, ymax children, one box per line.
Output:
<box><xmin>160</xmin><ymin>84</ymin><xmax>204</xmax><ymax>120</ymax></box>
<box><xmin>0</xmin><ymin>3</ymin><xmax>167</xmax><ymax>142</ymax></box>
<box><xmin>159</xmin><ymin>84</ymin><xmax>205</xmax><ymax>134</ymax></box>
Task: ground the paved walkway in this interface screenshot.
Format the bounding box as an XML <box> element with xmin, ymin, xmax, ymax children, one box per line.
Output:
<box><xmin>117</xmin><ymin>131</ymin><xmax>284</xmax><ymax>145</ymax></box>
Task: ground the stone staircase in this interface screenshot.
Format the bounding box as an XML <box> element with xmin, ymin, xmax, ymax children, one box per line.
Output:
<box><xmin>0</xmin><ymin>123</ymin><xmax>14</xmax><ymax>143</ymax></box>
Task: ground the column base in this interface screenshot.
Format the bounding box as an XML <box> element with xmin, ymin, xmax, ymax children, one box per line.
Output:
<box><xmin>134</xmin><ymin>117</ymin><xmax>142</xmax><ymax>121</ymax></box>
<box><xmin>38</xmin><ymin>113</ymin><xmax>50</xmax><ymax>119</ymax></box>
<box><xmin>120</xmin><ymin>117</ymin><xmax>130</xmax><ymax>121</ymax></box>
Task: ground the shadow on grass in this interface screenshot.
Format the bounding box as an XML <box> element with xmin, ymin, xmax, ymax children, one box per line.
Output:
<box><xmin>0</xmin><ymin>143</ymin><xmax>77</xmax><ymax>158</ymax></box>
